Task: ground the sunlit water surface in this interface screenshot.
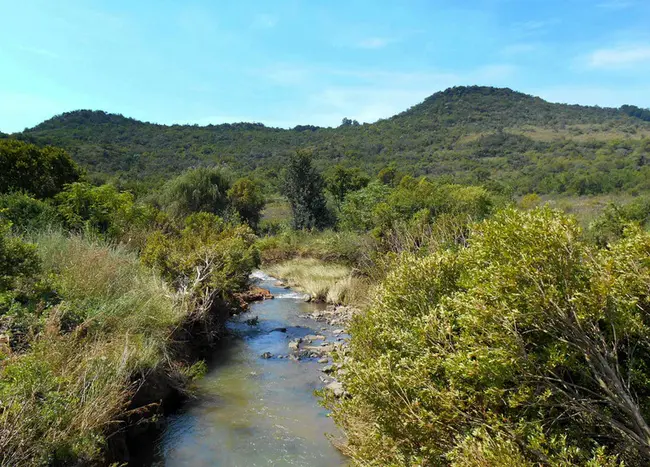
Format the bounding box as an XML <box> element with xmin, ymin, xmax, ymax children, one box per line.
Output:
<box><xmin>153</xmin><ymin>272</ymin><xmax>347</xmax><ymax>466</ymax></box>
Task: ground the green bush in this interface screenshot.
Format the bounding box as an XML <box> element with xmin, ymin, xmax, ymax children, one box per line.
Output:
<box><xmin>227</xmin><ymin>177</ymin><xmax>265</xmax><ymax>228</ymax></box>
<box><xmin>0</xmin><ymin>139</ymin><xmax>81</xmax><ymax>198</ymax></box>
<box><xmin>329</xmin><ymin>207</ymin><xmax>650</xmax><ymax>465</ymax></box>
<box><xmin>158</xmin><ymin>167</ymin><xmax>231</xmax><ymax>220</ymax></box>
<box><xmin>55</xmin><ymin>182</ymin><xmax>160</xmax><ymax>241</ymax></box>
<box><xmin>0</xmin><ymin>192</ymin><xmax>61</xmax><ymax>231</ymax></box>
<box><xmin>142</xmin><ymin>212</ymin><xmax>259</xmax><ymax>306</ymax></box>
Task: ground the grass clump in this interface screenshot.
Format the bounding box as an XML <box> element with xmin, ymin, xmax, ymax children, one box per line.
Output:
<box><xmin>265</xmin><ymin>258</ymin><xmax>369</xmax><ymax>305</ymax></box>
<box><xmin>0</xmin><ymin>231</ymin><xmax>186</xmax><ymax>465</ymax></box>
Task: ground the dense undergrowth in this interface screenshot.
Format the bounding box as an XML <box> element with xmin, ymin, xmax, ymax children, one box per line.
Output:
<box><xmin>4</xmin><ymin>128</ymin><xmax>650</xmax><ymax>465</ymax></box>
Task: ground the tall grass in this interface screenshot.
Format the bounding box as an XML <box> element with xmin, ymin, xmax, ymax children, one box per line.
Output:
<box><xmin>265</xmin><ymin>258</ymin><xmax>371</xmax><ymax>306</ymax></box>
<box><xmin>0</xmin><ymin>231</ymin><xmax>186</xmax><ymax>465</ymax></box>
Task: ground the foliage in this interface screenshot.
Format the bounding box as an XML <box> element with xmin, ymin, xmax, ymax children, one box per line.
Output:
<box><xmin>158</xmin><ymin>167</ymin><xmax>231</xmax><ymax>220</ymax></box>
<box><xmin>328</xmin><ymin>207</ymin><xmax>650</xmax><ymax>465</ymax></box>
<box><xmin>0</xmin><ymin>139</ymin><xmax>81</xmax><ymax>198</ymax></box>
<box><xmin>339</xmin><ymin>177</ymin><xmax>496</xmax><ymax>237</ymax></box>
<box><xmin>141</xmin><ymin>212</ymin><xmax>259</xmax><ymax>307</ymax></box>
<box><xmin>0</xmin><ymin>220</ymin><xmax>40</xmax><ymax>293</ymax></box>
<box><xmin>0</xmin><ymin>192</ymin><xmax>61</xmax><ymax>232</ymax></box>
<box><xmin>588</xmin><ymin>196</ymin><xmax>650</xmax><ymax>246</ymax></box>
<box><xmin>325</xmin><ymin>165</ymin><xmax>370</xmax><ymax>207</ymax></box>
<box><xmin>0</xmin><ymin>232</ymin><xmax>185</xmax><ymax>465</ymax></box>
<box><xmin>17</xmin><ymin>87</ymin><xmax>650</xmax><ymax>199</ymax></box>
<box><xmin>227</xmin><ymin>177</ymin><xmax>265</xmax><ymax>228</ymax></box>
<box><xmin>283</xmin><ymin>151</ymin><xmax>330</xmax><ymax>230</ymax></box>
<box><xmin>54</xmin><ymin>182</ymin><xmax>159</xmax><ymax>241</ymax></box>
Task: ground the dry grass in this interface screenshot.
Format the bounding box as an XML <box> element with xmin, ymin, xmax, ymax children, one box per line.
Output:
<box><xmin>0</xmin><ymin>231</ymin><xmax>187</xmax><ymax>465</ymax></box>
<box><xmin>265</xmin><ymin>258</ymin><xmax>371</xmax><ymax>306</ymax></box>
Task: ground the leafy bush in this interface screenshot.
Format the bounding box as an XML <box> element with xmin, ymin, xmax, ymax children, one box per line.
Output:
<box><xmin>142</xmin><ymin>212</ymin><xmax>259</xmax><ymax>307</ymax></box>
<box><xmin>0</xmin><ymin>139</ymin><xmax>80</xmax><ymax>198</ymax></box>
<box><xmin>328</xmin><ymin>207</ymin><xmax>650</xmax><ymax>465</ymax></box>
<box><xmin>158</xmin><ymin>167</ymin><xmax>231</xmax><ymax>220</ymax></box>
<box><xmin>227</xmin><ymin>177</ymin><xmax>265</xmax><ymax>228</ymax></box>
<box><xmin>0</xmin><ymin>232</ymin><xmax>184</xmax><ymax>465</ymax></box>
<box><xmin>0</xmin><ymin>192</ymin><xmax>61</xmax><ymax>231</ymax></box>
<box><xmin>55</xmin><ymin>182</ymin><xmax>160</xmax><ymax>241</ymax></box>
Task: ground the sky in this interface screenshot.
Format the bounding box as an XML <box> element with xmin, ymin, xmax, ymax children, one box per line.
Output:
<box><xmin>1</xmin><ymin>0</ymin><xmax>650</xmax><ymax>133</ymax></box>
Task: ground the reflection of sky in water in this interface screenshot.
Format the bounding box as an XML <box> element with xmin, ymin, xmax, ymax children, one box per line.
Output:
<box><xmin>155</xmin><ymin>275</ymin><xmax>346</xmax><ymax>467</ymax></box>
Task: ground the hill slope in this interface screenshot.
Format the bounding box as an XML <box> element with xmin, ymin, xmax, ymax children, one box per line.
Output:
<box><xmin>15</xmin><ymin>86</ymin><xmax>650</xmax><ymax>195</ymax></box>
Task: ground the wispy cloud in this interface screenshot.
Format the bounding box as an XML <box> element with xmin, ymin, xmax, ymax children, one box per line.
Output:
<box><xmin>512</xmin><ymin>19</ymin><xmax>559</xmax><ymax>36</ymax></box>
<box><xmin>597</xmin><ymin>0</ymin><xmax>637</xmax><ymax>10</ymax></box>
<box><xmin>587</xmin><ymin>44</ymin><xmax>650</xmax><ymax>68</ymax></box>
<box><xmin>356</xmin><ymin>37</ymin><xmax>392</xmax><ymax>49</ymax></box>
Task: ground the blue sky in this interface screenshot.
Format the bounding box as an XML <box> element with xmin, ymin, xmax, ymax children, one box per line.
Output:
<box><xmin>1</xmin><ymin>0</ymin><xmax>650</xmax><ymax>133</ymax></box>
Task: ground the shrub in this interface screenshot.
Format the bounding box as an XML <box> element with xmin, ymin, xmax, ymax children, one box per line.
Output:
<box><xmin>328</xmin><ymin>207</ymin><xmax>650</xmax><ymax>465</ymax></box>
<box><xmin>55</xmin><ymin>182</ymin><xmax>160</xmax><ymax>242</ymax></box>
<box><xmin>0</xmin><ymin>232</ymin><xmax>184</xmax><ymax>465</ymax></box>
<box><xmin>0</xmin><ymin>192</ymin><xmax>61</xmax><ymax>231</ymax></box>
<box><xmin>142</xmin><ymin>212</ymin><xmax>259</xmax><ymax>308</ymax></box>
<box><xmin>0</xmin><ymin>139</ymin><xmax>81</xmax><ymax>198</ymax></box>
<box><xmin>158</xmin><ymin>167</ymin><xmax>231</xmax><ymax>220</ymax></box>
<box><xmin>227</xmin><ymin>177</ymin><xmax>265</xmax><ymax>229</ymax></box>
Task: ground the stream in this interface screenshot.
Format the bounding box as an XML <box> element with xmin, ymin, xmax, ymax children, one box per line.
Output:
<box><xmin>152</xmin><ymin>271</ymin><xmax>348</xmax><ymax>466</ymax></box>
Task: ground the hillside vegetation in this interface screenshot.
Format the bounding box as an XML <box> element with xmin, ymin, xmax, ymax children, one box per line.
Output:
<box><xmin>14</xmin><ymin>86</ymin><xmax>650</xmax><ymax>196</ymax></box>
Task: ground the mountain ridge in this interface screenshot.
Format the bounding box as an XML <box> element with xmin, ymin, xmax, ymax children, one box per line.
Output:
<box><xmin>11</xmin><ymin>85</ymin><xmax>650</xmax><ymax>196</ymax></box>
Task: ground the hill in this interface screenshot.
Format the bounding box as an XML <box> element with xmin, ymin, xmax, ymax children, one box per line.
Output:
<box><xmin>14</xmin><ymin>86</ymin><xmax>650</xmax><ymax>195</ymax></box>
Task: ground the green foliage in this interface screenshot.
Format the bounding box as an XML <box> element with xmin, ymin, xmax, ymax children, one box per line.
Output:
<box><xmin>587</xmin><ymin>196</ymin><xmax>650</xmax><ymax>246</ymax></box>
<box><xmin>0</xmin><ymin>220</ymin><xmax>40</xmax><ymax>292</ymax></box>
<box><xmin>54</xmin><ymin>182</ymin><xmax>159</xmax><ymax>241</ymax></box>
<box><xmin>19</xmin><ymin>87</ymin><xmax>650</xmax><ymax>199</ymax></box>
<box><xmin>142</xmin><ymin>212</ymin><xmax>259</xmax><ymax>303</ymax></box>
<box><xmin>329</xmin><ymin>207</ymin><xmax>650</xmax><ymax>465</ymax></box>
<box><xmin>227</xmin><ymin>177</ymin><xmax>265</xmax><ymax>228</ymax></box>
<box><xmin>283</xmin><ymin>151</ymin><xmax>330</xmax><ymax>230</ymax></box>
<box><xmin>325</xmin><ymin>165</ymin><xmax>370</xmax><ymax>207</ymax></box>
<box><xmin>0</xmin><ymin>232</ymin><xmax>185</xmax><ymax>465</ymax></box>
<box><xmin>0</xmin><ymin>139</ymin><xmax>81</xmax><ymax>198</ymax></box>
<box><xmin>0</xmin><ymin>192</ymin><xmax>61</xmax><ymax>231</ymax></box>
<box><xmin>339</xmin><ymin>178</ymin><xmax>495</xmax><ymax>236</ymax></box>
<box><xmin>158</xmin><ymin>167</ymin><xmax>231</xmax><ymax>220</ymax></box>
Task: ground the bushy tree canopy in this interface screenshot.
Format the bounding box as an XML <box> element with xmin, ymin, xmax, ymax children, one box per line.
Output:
<box><xmin>283</xmin><ymin>151</ymin><xmax>329</xmax><ymax>230</ymax></box>
<box><xmin>0</xmin><ymin>139</ymin><xmax>80</xmax><ymax>198</ymax></box>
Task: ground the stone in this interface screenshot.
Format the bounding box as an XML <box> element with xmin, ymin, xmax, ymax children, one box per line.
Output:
<box><xmin>261</xmin><ymin>352</ymin><xmax>273</xmax><ymax>359</ymax></box>
<box><xmin>326</xmin><ymin>381</ymin><xmax>345</xmax><ymax>398</ymax></box>
<box><xmin>318</xmin><ymin>357</ymin><xmax>328</xmax><ymax>364</ymax></box>
<box><xmin>321</xmin><ymin>364</ymin><xmax>335</xmax><ymax>374</ymax></box>
<box><xmin>288</xmin><ymin>338</ymin><xmax>302</xmax><ymax>351</ymax></box>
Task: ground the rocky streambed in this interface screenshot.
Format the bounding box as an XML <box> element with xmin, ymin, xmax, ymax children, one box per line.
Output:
<box><xmin>151</xmin><ymin>271</ymin><xmax>355</xmax><ymax>466</ymax></box>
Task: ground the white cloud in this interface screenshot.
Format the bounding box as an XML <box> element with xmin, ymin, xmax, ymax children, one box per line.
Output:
<box><xmin>587</xmin><ymin>44</ymin><xmax>650</xmax><ymax>68</ymax></box>
<box><xmin>356</xmin><ymin>37</ymin><xmax>391</xmax><ymax>49</ymax></box>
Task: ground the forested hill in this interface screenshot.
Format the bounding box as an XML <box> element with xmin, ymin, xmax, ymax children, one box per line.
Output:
<box><xmin>14</xmin><ymin>86</ymin><xmax>650</xmax><ymax>195</ymax></box>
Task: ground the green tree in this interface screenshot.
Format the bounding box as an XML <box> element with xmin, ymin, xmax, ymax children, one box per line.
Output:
<box><xmin>326</xmin><ymin>165</ymin><xmax>370</xmax><ymax>208</ymax></box>
<box><xmin>159</xmin><ymin>167</ymin><xmax>231</xmax><ymax>219</ymax></box>
<box><xmin>0</xmin><ymin>139</ymin><xmax>80</xmax><ymax>199</ymax></box>
<box><xmin>227</xmin><ymin>177</ymin><xmax>265</xmax><ymax>229</ymax></box>
<box><xmin>283</xmin><ymin>151</ymin><xmax>329</xmax><ymax>230</ymax></box>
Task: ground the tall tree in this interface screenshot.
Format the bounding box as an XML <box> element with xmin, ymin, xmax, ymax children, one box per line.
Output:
<box><xmin>326</xmin><ymin>165</ymin><xmax>370</xmax><ymax>209</ymax></box>
<box><xmin>283</xmin><ymin>151</ymin><xmax>329</xmax><ymax>230</ymax></box>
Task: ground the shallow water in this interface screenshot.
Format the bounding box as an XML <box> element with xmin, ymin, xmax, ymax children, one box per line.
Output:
<box><xmin>153</xmin><ymin>272</ymin><xmax>347</xmax><ymax>466</ymax></box>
